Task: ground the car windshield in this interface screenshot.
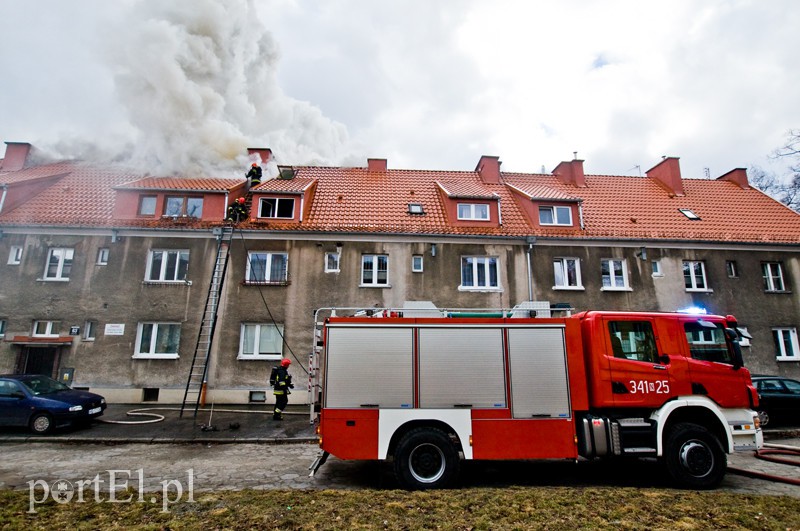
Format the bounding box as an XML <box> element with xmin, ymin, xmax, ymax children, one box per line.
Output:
<box><xmin>19</xmin><ymin>376</ymin><xmax>71</xmax><ymax>396</ymax></box>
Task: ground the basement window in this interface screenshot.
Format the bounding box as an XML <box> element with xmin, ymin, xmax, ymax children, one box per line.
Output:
<box><xmin>142</xmin><ymin>388</ymin><xmax>160</xmax><ymax>402</ymax></box>
<box><xmin>679</xmin><ymin>208</ymin><xmax>701</xmax><ymax>220</ymax></box>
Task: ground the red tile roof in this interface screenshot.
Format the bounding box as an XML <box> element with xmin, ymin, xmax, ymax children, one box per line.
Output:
<box><xmin>436</xmin><ymin>179</ymin><xmax>498</xmax><ymax>199</ymax></box>
<box><xmin>115</xmin><ymin>176</ymin><xmax>243</xmax><ymax>192</ymax></box>
<box><xmin>253</xmin><ymin>177</ymin><xmax>316</xmax><ymax>193</ymax></box>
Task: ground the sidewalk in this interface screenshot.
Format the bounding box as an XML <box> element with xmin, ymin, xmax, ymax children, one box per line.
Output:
<box><xmin>0</xmin><ymin>403</ymin><xmax>317</xmax><ymax>444</ymax></box>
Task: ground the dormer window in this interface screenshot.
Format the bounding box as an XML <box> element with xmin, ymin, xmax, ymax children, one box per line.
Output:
<box><xmin>539</xmin><ymin>205</ymin><xmax>572</xmax><ymax>226</ymax></box>
<box><xmin>139</xmin><ymin>196</ymin><xmax>157</xmax><ymax>216</ymax></box>
<box><xmin>165</xmin><ymin>196</ymin><xmax>203</xmax><ymax>218</ymax></box>
<box><xmin>457</xmin><ymin>203</ymin><xmax>489</xmax><ymax>221</ymax></box>
<box><xmin>259</xmin><ymin>197</ymin><xmax>295</xmax><ymax>219</ymax></box>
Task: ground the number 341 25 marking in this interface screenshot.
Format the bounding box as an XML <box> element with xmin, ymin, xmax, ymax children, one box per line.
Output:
<box><xmin>629</xmin><ymin>380</ymin><xmax>670</xmax><ymax>394</ymax></box>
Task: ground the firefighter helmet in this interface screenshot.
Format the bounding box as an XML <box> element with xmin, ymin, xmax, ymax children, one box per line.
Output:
<box><xmin>237</xmin><ymin>197</ymin><xmax>245</xmax><ymax>204</ymax></box>
<box><xmin>252</xmin><ymin>163</ymin><xmax>258</xmax><ymax>167</ymax></box>
<box><xmin>280</xmin><ymin>358</ymin><xmax>291</xmax><ymax>367</ymax></box>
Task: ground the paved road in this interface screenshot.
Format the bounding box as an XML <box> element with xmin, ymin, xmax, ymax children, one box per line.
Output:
<box><xmin>0</xmin><ymin>441</ymin><xmax>798</xmax><ymax>499</ymax></box>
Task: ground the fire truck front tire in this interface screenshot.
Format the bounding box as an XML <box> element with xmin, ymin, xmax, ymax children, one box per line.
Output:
<box><xmin>663</xmin><ymin>422</ymin><xmax>726</xmax><ymax>489</ymax></box>
<box><xmin>393</xmin><ymin>428</ymin><xmax>459</xmax><ymax>490</ymax></box>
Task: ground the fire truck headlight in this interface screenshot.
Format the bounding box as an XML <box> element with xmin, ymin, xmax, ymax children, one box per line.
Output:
<box><xmin>753</xmin><ymin>415</ymin><xmax>761</xmax><ymax>429</ymax></box>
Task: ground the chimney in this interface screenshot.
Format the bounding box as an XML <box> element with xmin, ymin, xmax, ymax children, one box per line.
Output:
<box><xmin>475</xmin><ymin>155</ymin><xmax>501</xmax><ymax>184</ymax></box>
<box><xmin>717</xmin><ymin>168</ymin><xmax>750</xmax><ymax>190</ymax></box>
<box><xmin>552</xmin><ymin>159</ymin><xmax>586</xmax><ymax>187</ymax></box>
<box><xmin>646</xmin><ymin>156</ymin><xmax>684</xmax><ymax>196</ymax></box>
<box><xmin>0</xmin><ymin>142</ymin><xmax>32</xmax><ymax>171</ymax></box>
<box><xmin>247</xmin><ymin>147</ymin><xmax>273</xmax><ymax>165</ymax></box>
<box><xmin>367</xmin><ymin>158</ymin><xmax>387</xmax><ymax>172</ymax></box>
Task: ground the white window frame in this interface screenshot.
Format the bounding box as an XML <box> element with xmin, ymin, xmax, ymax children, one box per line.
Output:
<box><xmin>412</xmin><ymin>254</ymin><xmax>424</xmax><ymax>273</ymax></box>
<box><xmin>43</xmin><ymin>247</ymin><xmax>74</xmax><ymax>281</ymax></box>
<box><xmin>553</xmin><ymin>257</ymin><xmax>583</xmax><ymax>290</ymax></box>
<box><xmin>683</xmin><ymin>260</ymin><xmax>711</xmax><ymax>292</ymax></box>
<box><xmin>456</xmin><ymin>203</ymin><xmax>489</xmax><ymax>221</ymax></box>
<box><xmin>601</xmin><ymin>258</ymin><xmax>631</xmax><ymax>291</ymax></box>
<box><xmin>459</xmin><ymin>256</ymin><xmax>501</xmax><ymax>291</ymax></box>
<box><xmin>324</xmin><ymin>252</ymin><xmax>340</xmax><ymax>273</ymax></box>
<box><xmin>0</xmin><ymin>319</ymin><xmax>6</xmax><ymax>337</ymax></box>
<box><xmin>538</xmin><ymin>205</ymin><xmax>573</xmax><ymax>226</ymax></box>
<box><xmin>164</xmin><ymin>196</ymin><xmax>203</xmax><ymax>218</ymax></box>
<box><xmin>762</xmin><ymin>262</ymin><xmax>786</xmax><ymax>292</ymax></box>
<box><xmin>246</xmin><ymin>252</ymin><xmax>289</xmax><ymax>284</ymax></box>
<box><xmin>133</xmin><ymin>322</ymin><xmax>181</xmax><ymax>359</ymax></box>
<box><xmin>8</xmin><ymin>246</ymin><xmax>22</xmax><ymax>265</ymax></box>
<box><xmin>679</xmin><ymin>208</ymin><xmax>701</xmax><ymax>220</ymax></box>
<box><xmin>259</xmin><ymin>197</ymin><xmax>296</xmax><ymax>219</ymax></box>
<box><xmin>97</xmin><ymin>248</ymin><xmax>109</xmax><ymax>265</ymax></box>
<box><xmin>83</xmin><ymin>320</ymin><xmax>97</xmax><ymax>341</ymax></box>
<box><xmin>773</xmin><ymin>327</ymin><xmax>800</xmax><ymax>361</ymax></box>
<box><xmin>361</xmin><ymin>254</ymin><xmax>389</xmax><ymax>287</ymax></box>
<box><xmin>651</xmin><ymin>259</ymin><xmax>663</xmax><ymax>277</ymax></box>
<box><xmin>726</xmin><ymin>260</ymin><xmax>738</xmax><ymax>278</ymax></box>
<box><xmin>237</xmin><ymin>323</ymin><xmax>285</xmax><ymax>360</ymax></box>
<box><xmin>139</xmin><ymin>196</ymin><xmax>157</xmax><ymax>216</ymax></box>
<box><xmin>145</xmin><ymin>250</ymin><xmax>189</xmax><ymax>283</ymax></box>
<box><xmin>33</xmin><ymin>320</ymin><xmax>60</xmax><ymax>337</ymax></box>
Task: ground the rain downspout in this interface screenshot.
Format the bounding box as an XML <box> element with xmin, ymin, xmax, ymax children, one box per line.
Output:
<box><xmin>578</xmin><ymin>201</ymin><xmax>585</xmax><ymax>230</ymax></box>
<box><xmin>525</xmin><ymin>236</ymin><xmax>536</xmax><ymax>301</ymax></box>
<box><xmin>0</xmin><ymin>185</ymin><xmax>7</xmax><ymax>213</ymax></box>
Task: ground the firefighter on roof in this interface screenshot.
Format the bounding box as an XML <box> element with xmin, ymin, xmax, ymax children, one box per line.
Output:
<box><xmin>269</xmin><ymin>358</ymin><xmax>293</xmax><ymax>420</ymax></box>
<box><xmin>226</xmin><ymin>197</ymin><xmax>248</xmax><ymax>223</ymax></box>
<box><xmin>246</xmin><ymin>163</ymin><xmax>262</xmax><ymax>186</ymax></box>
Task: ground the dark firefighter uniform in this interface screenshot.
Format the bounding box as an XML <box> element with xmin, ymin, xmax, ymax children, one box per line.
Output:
<box><xmin>226</xmin><ymin>197</ymin><xmax>248</xmax><ymax>223</ymax></box>
<box><xmin>270</xmin><ymin>358</ymin><xmax>293</xmax><ymax>420</ymax></box>
<box><xmin>247</xmin><ymin>163</ymin><xmax>262</xmax><ymax>186</ymax></box>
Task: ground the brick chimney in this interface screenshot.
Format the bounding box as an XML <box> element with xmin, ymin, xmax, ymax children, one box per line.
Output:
<box><xmin>647</xmin><ymin>157</ymin><xmax>684</xmax><ymax>196</ymax></box>
<box><xmin>475</xmin><ymin>155</ymin><xmax>501</xmax><ymax>184</ymax></box>
<box><xmin>552</xmin><ymin>159</ymin><xmax>586</xmax><ymax>187</ymax></box>
<box><xmin>367</xmin><ymin>158</ymin><xmax>387</xmax><ymax>172</ymax></box>
<box><xmin>1</xmin><ymin>142</ymin><xmax>32</xmax><ymax>171</ymax></box>
<box><xmin>717</xmin><ymin>168</ymin><xmax>750</xmax><ymax>190</ymax></box>
<box><xmin>247</xmin><ymin>147</ymin><xmax>273</xmax><ymax>165</ymax></box>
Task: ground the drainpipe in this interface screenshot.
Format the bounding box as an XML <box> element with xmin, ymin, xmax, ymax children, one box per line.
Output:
<box><xmin>578</xmin><ymin>201</ymin><xmax>585</xmax><ymax>230</ymax></box>
<box><xmin>525</xmin><ymin>236</ymin><xmax>536</xmax><ymax>301</ymax></box>
<box><xmin>0</xmin><ymin>185</ymin><xmax>7</xmax><ymax>214</ymax></box>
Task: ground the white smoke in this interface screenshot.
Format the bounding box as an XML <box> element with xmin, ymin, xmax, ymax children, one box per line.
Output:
<box><xmin>98</xmin><ymin>0</ymin><xmax>351</xmax><ymax>175</ymax></box>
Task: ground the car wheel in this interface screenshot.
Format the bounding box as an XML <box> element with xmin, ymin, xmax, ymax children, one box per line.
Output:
<box><xmin>30</xmin><ymin>412</ymin><xmax>53</xmax><ymax>434</ymax></box>
<box><xmin>664</xmin><ymin>422</ymin><xmax>726</xmax><ymax>489</ymax></box>
<box><xmin>757</xmin><ymin>410</ymin><xmax>770</xmax><ymax>427</ymax></box>
<box><xmin>393</xmin><ymin>427</ymin><xmax>459</xmax><ymax>490</ymax></box>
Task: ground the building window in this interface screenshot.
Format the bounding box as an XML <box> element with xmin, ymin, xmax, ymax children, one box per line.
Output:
<box><xmin>83</xmin><ymin>320</ymin><xmax>97</xmax><ymax>341</ymax></box>
<box><xmin>412</xmin><ymin>255</ymin><xmax>424</xmax><ymax>273</ymax></box>
<box><xmin>44</xmin><ymin>248</ymin><xmax>74</xmax><ymax>280</ymax></box>
<box><xmin>324</xmin><ymin>252</ymin><xmax>340</xmax><ymax>273</ymax></box>
<box><xmin>762</xmin><ymin>262</ymin><xmax>786</xmax><ymax>292</ymax></box>
<box><xmin>601</xmin><ymin>259</ymin><xmax>630</xmax><ymax>290</ymax></box>
<box><xmin>8</xmin><ymin>246</ymin><xmax>22</xmax><ymax>265</ymax></box>
<box><xmin>679</xmin><ymin>208</ymin><xmax>701</xmax><ymax>220</ymax></box>
<box><xmin>683</xmin><ymin>261</ymin><xmax>710</xmax><ymax>291</ymax></box>
<box><xmin>134</xmin><ymin>322</ymin><xmax>180</xmax><ymax>359</ymax></box>
<box><xmin>457</xmin><ymin>203</ymin><xmax>489</xmax><ymax>221</ymax></box>
<box><xmin>238</xmin><ymin>323</ymin><xmax>284</xmax><ymax>360</ymax></box>
<box><xmin>460</xmin><ymin>256</ymin><xmax>499</xmax><ymax>290</ymax></box>
<box><xmin>259</xmin><ymin>197</ymin><xmax>295</xmax><ymax>219</ymax></box>
<box><xmin>0</xmin><ymin>319</ymin><xmax>6</xmax><ymax>337</ymax></box>
<box><xmin>773</xmin><ymin>327</ymin><xmax>800</xmax><ymax>360</ymax></box>
<box><xmin>146</xmin><ymin>250</ymin><xmax>189</xmax><ymax>282</ymax></box>
<box><xmin>651</xmin><ymin>260</ymin><xmax>663</xmax><ymax>277</ymax></box>
<box><xmin>553</xmin><ymin>258</ymin><xmax>583</xmax><ymax>290</ymax></box>
<box><xmin>33</xmin><ymin>320</ymin><xmax>60</xmax><ymax>337</ymax></box>
<box><xmin>538</xmin><ymin>205</ymin><xmax>572</xmax><ymax>226</ymax></box>
<box><xmin>361</xmin><ymin>254</ymin><xmax>389</xmax><ymax>286</ymax></box>
<box><xmin>97</xmin><ymin>248</ymin><xmax>109</xmax><ymax>265</ymax></box>
<box><xmin>164</xmin><ymin>196</ymin><xmax>203</xmax><ymax>218</ymax></box>
<box><xmin>139</xmin><ymin>196</ymin><xmax>157</xmax><ymax>216</ymax></box>
<box><xmin>408</xmin><ymin>203</ymin><xmax>424</xmax><ymax>215</ymax></box>
<box><xmin>726</xmin><ymin>260</ymin><xmax>738</xmax><ymax>278</ymax></box>
<box><xmin>246</xmin><ymin>252</ymin><xmax>288</xmax><ymax>284</ymax></box>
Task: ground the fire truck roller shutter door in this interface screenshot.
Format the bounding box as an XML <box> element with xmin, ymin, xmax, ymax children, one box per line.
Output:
<box><xmin>507</xmin><ymin>326</ymin><xmax>571</xmax><ymax>418</ymax></box>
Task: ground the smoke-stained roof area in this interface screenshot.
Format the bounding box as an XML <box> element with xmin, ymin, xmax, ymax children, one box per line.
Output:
<box><xmin>1</xmin><ymin>1</ymin><xmax>800</xmax><ymax>179</ymax></box>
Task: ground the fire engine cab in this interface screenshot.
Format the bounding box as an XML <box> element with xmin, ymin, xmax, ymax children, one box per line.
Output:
<box><xmin>309</xmin><ymin>306</ymin><xmax>762</xmax><ymax>489</ymax></box>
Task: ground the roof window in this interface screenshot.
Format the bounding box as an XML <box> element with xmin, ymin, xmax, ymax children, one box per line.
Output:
<box><xmin>408</xmin><ymin>203</ymin><xmax>424</xmax><ymax>215</ymax></box>
<box><xmin>679</xmin><ymin>208</ymin><xmax>701</xmax><ymax>220</ymax></box>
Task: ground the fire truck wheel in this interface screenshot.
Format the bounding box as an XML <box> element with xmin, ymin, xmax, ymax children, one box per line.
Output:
<box><xmin>394</xmin><ymin>428</ymin><xmax>459</xmax><ymax>490</ymax></box>
<box><xmin>664</xmin><ymin>422</ymin><xmax>726</xmax><ymax>489</ymax></box>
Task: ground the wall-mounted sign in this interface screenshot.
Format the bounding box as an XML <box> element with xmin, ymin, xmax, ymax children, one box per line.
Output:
<box><xmin>69</xmin><ymin>326</ymin><xmax>80</xmax><ymax>335</ymax></box>
<box><xmin>104</xmin><ymin>324</ymin><xmax>125</xmax><ymax>336</ymax></box>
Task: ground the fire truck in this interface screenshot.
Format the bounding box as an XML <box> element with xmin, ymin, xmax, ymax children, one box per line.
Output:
<box><xmin>308</xmin><ymin>306</ymin><xmax>762</xmax><ymax>489</ymax></box>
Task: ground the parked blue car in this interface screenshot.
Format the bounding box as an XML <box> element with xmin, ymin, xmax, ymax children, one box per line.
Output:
<box><xmin>0</xmin><ymin>374</ymin><xmax>106</xmax><ymax>434</ymax></box>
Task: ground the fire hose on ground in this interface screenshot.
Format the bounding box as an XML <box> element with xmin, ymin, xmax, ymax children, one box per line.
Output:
<box><xmin>97</xmin><ymin>406</ymin><xmax>305</xmax><ymax>425</ymax></box>
<box><xmin>727</xmin><ymin>442</ymin><xmax>800</xmax><ymax>486</ymax></box>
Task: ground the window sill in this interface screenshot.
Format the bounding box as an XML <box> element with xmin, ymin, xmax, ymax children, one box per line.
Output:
<box><xmin>359</xmin><ymin>284</ymin><xmax>392</xmax><ymax>288</ymax></box>
<box><xmin>132</xmin><ymin>354</ymin><xmax>179</xmax><ymax>360</ymax></box>
<box><xmin>552</xmin><ymin>286</ymin><xmax>585</xmax><ymax>291</ymax></box>
<box><xmin>685</xmin><ymin>288</ymin><xmax>713</xmax><ymax>293</ymax></box>
<box><xmin>458</xmin><ymin>286</ymin><xmax>503</xmax><ymax>292</ymax></box>
<box><xmin>776</xmin><ymin>356</ymin><xmax>800</xmax><ymax>362</ymax></box>
<box><xmin>243</xmin><ymin>280</ymin><xmax>290</xmax><ymax>286</ymax></box>
<box><xmin>765</xmin><ymin>290</ymin><xmax>792</xmax><ymax>294</ymax></box>
<box><xmin>237</xmin><ymin>355</ymin><xmax>282</xmax><ymax>361</ymax></box>
<box><xmin>324</xmin><ymin>269</ymin><xmax>340</xmax><ymax>274</ymax></box>
<box><xmin>37</xmin><ymin>278</ymin><xmax>69</xmax><ymax>282</ymax></box>
<box><xmin>142</xmin><ymin>280</ymin><xmax>192</xmax><ymax>286</ymax></box>
<box><xmin>600</xmin><ymin>287</ymin><xmax>633</xmax><ymax>292</ymax></box>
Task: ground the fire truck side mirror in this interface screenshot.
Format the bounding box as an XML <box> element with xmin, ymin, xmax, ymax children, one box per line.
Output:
<box><xmin>724</xmin><ymin>328</ymin><xmax>744</xmax><ymax>370</ymax></box>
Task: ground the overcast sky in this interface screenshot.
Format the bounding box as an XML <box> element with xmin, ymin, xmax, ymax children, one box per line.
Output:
<box><xmin>1</xmin><ymin>0</ymin><xmax>798</xmax><ymax>180</ymax></box>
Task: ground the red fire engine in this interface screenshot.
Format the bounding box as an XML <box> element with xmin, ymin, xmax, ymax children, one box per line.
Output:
<box><xmin>309</xmin><ymin>307</ymin><xmax>762</xmax><ymax>489</ymax></box>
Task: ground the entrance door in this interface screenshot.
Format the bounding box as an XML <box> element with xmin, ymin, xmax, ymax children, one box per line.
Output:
<box><xmin>17</xmin><ymin>347</ymin><xmax>59</xmax><ymax>377</ymax></box>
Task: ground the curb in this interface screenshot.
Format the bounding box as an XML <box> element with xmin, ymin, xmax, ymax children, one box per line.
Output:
<box><xmin>0</xmin><ymin>436</ymin><xmax>318</xmax><ymax>445</ymax></box>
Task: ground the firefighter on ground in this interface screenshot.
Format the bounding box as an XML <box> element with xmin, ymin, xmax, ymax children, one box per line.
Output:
<box><xmin>226</xmin><ymin>197</ymin><xmax>248</xmax><ymax>223</ymax></box>
<box><xmin>246</xmin><ymin>163</ymin><xmax>262</xmax><ymax>186</ymax></box>
<box><xmin>270</xmin><ymin>358</ymin><xmax>293</xmax><ymax>420</ymax></box>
